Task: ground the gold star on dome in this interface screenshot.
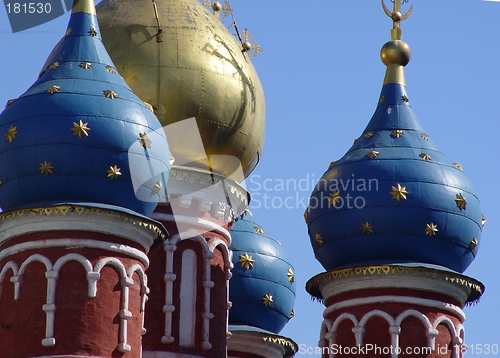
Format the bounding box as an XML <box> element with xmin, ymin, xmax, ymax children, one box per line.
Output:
<box><xmin>106</xmin><ymin>65</ymin><xmax>116</xmax><ymax>74</ymax></box>
<box><xmin>80</xmin><ymin>62</ymin><xmax>92</xmax><ymax>70</ymax></box>
<box><xmin>366</xmin><ymin>150</ymin><xmax>379</xmax><ymax>159</ymax></box>
<box><xmin>364</xmin><ymin>131</ymin><xmax>374</xmax><ymax>139</ymax></box>
<box><xmin>89</xmin><ymin>28</ymin><xmax>97</xmax><ymax>36</ymax></box>
<box><xmin>353</xmin><ymin>137</ymin><xmax>359</xmax><ymax>145</ymax></box>
<box><xmin>107</xmin><ymin>165</ymin><xmax>121</xmax><ymax>180</ymax></box>
<box><xmin>482</xmin><ymin>214</ymin><xmax>486</xmax><ymax>228</ymax></box>
<box><xmin>0</xmin><ymin>177</ymin><xmax>3</xmax><ymax>185</ymax></box>
<box><xmin>238</xmin><ymin>253</ymin><xmax>255</xmax><ymax>270</ymax></box>
<box><xmin>469</xmin><ymin>238</ymin><xmax>478</xmax><ymax>250</ymax></box>
<box><xmin>48</xmin><ymin>62</ymin><xmax>59</xmax><ymax>70</ymax></box>
<box><xmin>5</xmin><ymin>125</ymin><xmax>18</xmax><ymax>143</ymax></box>
<box><xmin>455</xmin><ymin>193</ymin><xmax>467</xmax><ymax>210</ymax></box>
<box><xmin>303</xmin><ymin>208</ymin><xmax>308</xmax><ymax>223</ymax></box>
<box><xmin>6</xmin><ymin>99</ymin><xmax>15</xmax><ymax>107</ymax></box>
<box><xmin>39</xmin><ymin>161</ymin><xmax>54</xmax><ymax>176</ymax></box>
<box><xmin>379</xmin><ymin>95</ymin><xmax>386</xmax><ymax>103</ymax></box>
<box><xmin>103</xmin><ymin>90</ymin><xmax>118</xmax><ymax>99</ymax></box>
<box><xmin>46</xmin><ymin>85</ymin><xmax>60</xmax><ymax>94</ymax></box>
<box><xmin>425</xmin><ymin>223</ymin><xmax>438</xmax><ymax>237</ymax></box>
<box><xmin>253</xmin><ymin>226</ymin><xmax>264</xmax><ymax>234</ymax></box>
<box><xmin>290</xmin><ymin>309</ymin><xmax>295</xmax><ymax>318</ymax></box>
<box><xmin>66</xmin><ymin>28</ymin><xmax>72</xmax><ymax>35</ymax></box>
<box><xmin>391</xmin><ymin>130</ymin><xmax>403</xmax><ymax>138</ymax></box>
<box><xmin>139</xmin><ymin>132</ymin><xmax>152</xmax><ymax>149</ymax></box>
<box><xmin>152</xmin><ymin>180</ymin><xmax>163</xmax><ymax>195</ymax></box>
<box><xmin>402</xmin><ymin>95</ymin><xmax>409</xmax><ymax>103</ymax></box>
<box><xmin>420</xmin><ymin>133</ymin><xmax>430</xmax><ymax>141</ymax></box>
<box><xmin>262</xmin><ymin>294</ymin><xmax>273</xmax><ymax>307</ymax></box>
<box><xmin>329</xmin><ymin>190</ymin><xmax>341</xmax><ymax>206</ymax></box>
<box><xmin>453</xmin><ymin>163</ymin><xmax>463</xmax><ymax>171</ymax></box>
<box><xmin>315</xmin><ymin>233</ymin><xmax>323</xmax><ymax>245</ymax></box>
<box><xmin>287</xmin><ymin>268</ymin><xmax>294</xmax><ymax>283</ymax></box>
<box><xmin>71</xmin><ymin>120</ymin><xmax>90</xmax><ymax>138</ymax></box>
<box><xmin>390</xmin><ymin>184</ymin><xmax>408</xmax><ymax>201</ymax></box>
<box><xmin>419</xmin><ymin>153</ymin><xmax>431</xmax><ymax>161</ymax></box>
<box><xmin>360</xmin><ymin>222</ymin><xmax>374</xmax><ymax>236</ymax></box>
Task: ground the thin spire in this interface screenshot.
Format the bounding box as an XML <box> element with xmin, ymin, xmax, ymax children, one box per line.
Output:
<box><xmin>380</xmin><ymin>0</ymin><xmax>412</xmax><ymax>85</ymax></box>
<box><xmin>71</xmin><ymin>0</ymin><xmax>96</xmax><ymax>15</ymax></box>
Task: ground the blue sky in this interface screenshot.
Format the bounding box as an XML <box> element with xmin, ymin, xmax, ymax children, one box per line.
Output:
<box><xmin>0</xmin><ymin>0</ymin><xmax>499</xmax><ymax>355</ymax></box>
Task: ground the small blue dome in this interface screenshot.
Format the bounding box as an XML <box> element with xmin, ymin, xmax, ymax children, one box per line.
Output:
<box><xmin>229</xmin><ymin>212</ymin><xmax>296</xmax><ymax>334</ymax></box>
<box><xmin>307</xmin><ymin>83</ymin><xmax>483</xmax><ymax>273</ymax></box>
<box><xmin>0</xmin><ymin>2</ymin><xmax>170</xmax><ymax>216</ymax></box>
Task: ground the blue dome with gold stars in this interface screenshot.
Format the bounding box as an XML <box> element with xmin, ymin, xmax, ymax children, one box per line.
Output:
<box><xmin>229</xmin><ymin>212</ymin><xmax>296</xmax><ymax>334</ymax></box>
<box><xmin>0</xmin><ymin>0</ymin><xmax>170</xmax><ymax>216</ymax></box>
<box><xmin>306</xmin><ymin>11</ymin><xmax>484</xmax><ymax>274</ymax></box>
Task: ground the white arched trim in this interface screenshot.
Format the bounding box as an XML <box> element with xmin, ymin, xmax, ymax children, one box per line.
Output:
<box><xmin>0</xmin><ymin>239</ymin><xmax>149</xmax><ymax>267</ymax></box>
<box><xmin>207</xmin><ymin>238</ymin><xmax>233</xmax><ymax>341</ymax></box>
<box><xmin>128</xmin><ymin>264</ymin><xmax>149</xmax><ymax>336</ymax></box>
<box><xmin>319</xmin><ymin>319</ymin><xmax>332</xmax><ymax>345</ymax></box>
<box><xmin>0</xmin><ymin>261</ymin><xmax>19</xmax><ymax>300</ymax></box>
<box><xmin>396</xmin><ymin>309</ymin><xmax>435</xmax><ymax>349</ymax></box>
<box><xmin>94</xmin><ymin>257</ymin><xmax>134</xmax><ymax>353</ymax></box>
<box><xmin>162</xmin><ymin>233</ymin><xmax>214</xmax><ymax>350</ymax></box>
<box><xmin>18</xmin><ymin>254</ymin><xmax>52</xmax><ymax>277</ymax></box>
<box><xmin>329</xmin><ymin>313</ymin><xmax>359</xmax><ymax>349</ymax></box>
<box><xmin>433</xmin><ymin>316</ymin><xmax>462</xmax><ymax>358</ymax></box>
<box><xmin>323</xmin><ymin>295</ymin><xmax>465</xmax><ymax>321</ymax></box>
<box><xmin>41</xmin><ymin>254</ymin><xmax>95</xmax><ymax>347</ymax></box>
<box><xmin>1</xmin><ymin>252</ymin><xmax>142</xmax><ymax>353</ymax></box>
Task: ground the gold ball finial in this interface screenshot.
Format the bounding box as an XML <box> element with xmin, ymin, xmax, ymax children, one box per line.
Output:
<box><xmin>242</xmin><ymin>41</ymin><xmax>252</xmax><ymax>52</ymax></box>
<box><xmin>380</xmin><ymin>40</ymin><xmax>411</xmax><ymax>66</ymax></box>
<box><xmin>212</xmin><ymin>1</ymin><xmax>222</xmax><ymax>11</ymax></box>
<box><xmin>392</xmin><ymin>11</ymin><xmax>402</xmax><ymax>22</ymax></box>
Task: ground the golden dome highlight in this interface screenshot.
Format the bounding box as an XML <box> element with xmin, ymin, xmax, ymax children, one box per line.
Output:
<box><xmin>96</xmin><ymin>0</ymin><xmax>265</xmax><ymax>180</ymax></box>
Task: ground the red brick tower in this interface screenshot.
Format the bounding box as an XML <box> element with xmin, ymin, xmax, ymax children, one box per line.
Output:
<box><xmin>0</xmin><ymin>0</ymin><xmax>171</xmax><ymax>355</ymax></box>
<box><xmin>142</xmin><ymin>167</ymin><xmax>249</xmax><ymax>358</ymax></box>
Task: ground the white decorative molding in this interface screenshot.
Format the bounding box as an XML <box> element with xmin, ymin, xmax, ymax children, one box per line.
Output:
<box><xmin>319</xmin><ymin>319</ymin><xmax>333</xmax><ymax>358</ymax></box>
<box><xmin>207</xmin><ymin>238</ymin><xmax>233</xmax><ymax>340</ymax></box>
<box><xmin>432</xmin><ymin>315</ymin><xmax>463</xmax><ymax>358</ymax></box>
<box><xmin>162</xmin><ymin>242</ymin><xmax>177</xmax><ymax>344</ymax></box>
<box><xmin>0</xmin><ymin>261</ymin><xmax>19</xmax><ymax>299</ymax></box>
<box><xmin>0</xmin><ymin>209</ymin><xmax>160</xmax><ymax>252</ymax></box>
<box><xmin>128</xmin><ymin>264</ymin><xmax>149</xmax><ymax>335</ymax></box>
<box><xmin>150</xmin><ymin>213</ymin><xmax>231</xmax><ymax>246</ymax></box>
<box><xmin>94</xmin><ymin>257</ymin><xmax>133</xmax><ymax>353</ymax></box>
<box><xmin>318</xmin><ymin>268</ymin><xmax>473</xmax><ymax>305</ymax></box>
<box><xmin>162</xmin><ymin>233</ymin><xmax>216</xmax><ymax>349</ymax></box>
<box><xmin>179</xmin><ymin>249</ymin><xmax>197</xmax><ymax>348</ymax></box>
<box><xmin>0</xmin><ymin>239</ymin><xmax>149</xmax><ymax>267</ymax></box>
<box><xmin>0</xmin><ymin>252</ymin><xmax>148</xmax><ymax>352</ymax></box>
<box><xmin>323</xmin><ymin>295</ymin><xmax>466</xmax><ymax>321</ymax></box>
<box><xmin>326</xmin><ymin>308</ymin><xmax>464</xmax><ymax>358</ymax></box>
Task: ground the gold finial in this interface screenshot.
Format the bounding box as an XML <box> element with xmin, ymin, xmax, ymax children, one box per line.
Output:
<box><xmin>71</xmin><ymin>0</ymin><xmax>96</xmax><ymax>15</ymax></box>
<box><xmin>380</xmin><ymin>0</ymin><xmax>412</xmax><ymax>85</ymax></box>
<box><xmin>382</xmin><ymin>0</ymin><xmax>413</xmax><ymax>31</ymax></box>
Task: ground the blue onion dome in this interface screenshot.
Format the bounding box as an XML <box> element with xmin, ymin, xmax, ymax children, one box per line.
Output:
<box><xmin>229</xmin><ymin>211</ymin><xmax>296</xmax><ymax>334</ymax></box>
<box><xmin>306</xmin><ymin>7</ymin><xmax>484</xmax><ymax>274</ymax></box>
<box><xmin>0</xmin><ymin>0</ymin><xmax>170</xmax><ymax>216</ymax></box>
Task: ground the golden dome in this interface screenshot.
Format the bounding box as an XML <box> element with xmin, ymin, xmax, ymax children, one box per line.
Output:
<box><xmin>96</xmin><ymin>0</ymin><xmax>265</xmax><ymax>180</ymax></box>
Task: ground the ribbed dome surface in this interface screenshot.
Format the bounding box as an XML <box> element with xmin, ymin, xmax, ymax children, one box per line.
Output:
<box><xmin>307</xmin><ymin>83</ymin><xmax>483</xmax><ymax>273</ymax></box>
<box><xmin>229</xmin><ymin>213</ymin><xmax>295</xmax><ymax>334</ymax></box>
<box><xmin>0</xmin><ymin>2</ymin><xmax>170</xmax><ymax>215</ymax></box>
